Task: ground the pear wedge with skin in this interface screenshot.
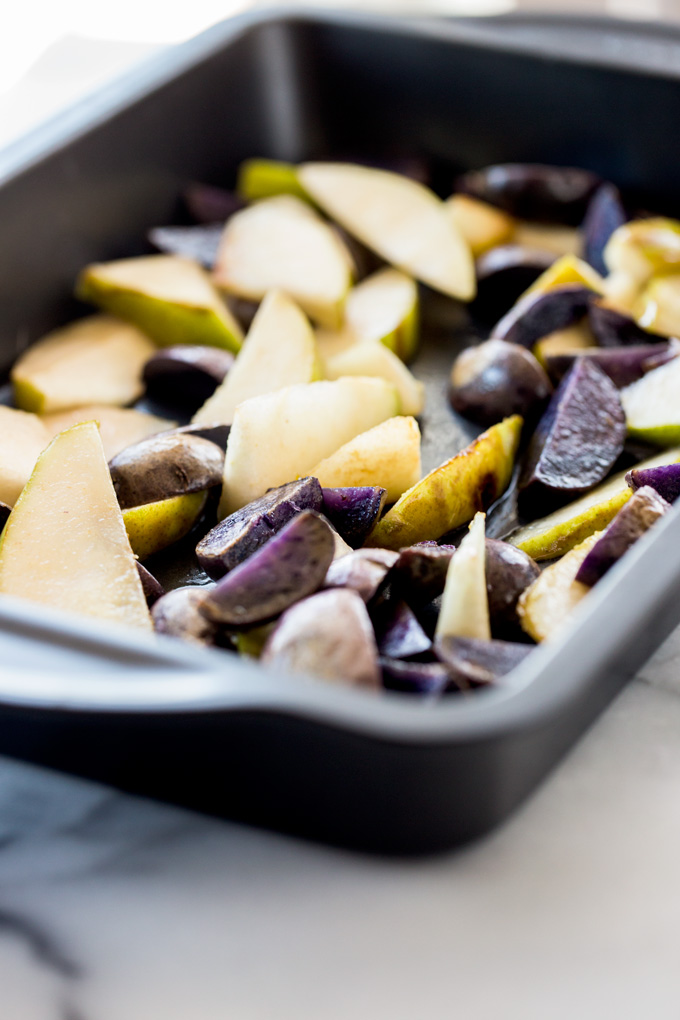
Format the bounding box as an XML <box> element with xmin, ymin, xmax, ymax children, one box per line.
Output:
<box><xmin>0</xmin><ymin>407</ymin><xmax>50</xmax><ymax>507</ymax></box>
<box><xmin>435</xmin><ymin>512</ymin><xmax>490</xmax><ymax>641</ymax></box>
<box><xmin>123</xmin><ymin>491</ymin><xmax>208</xmax><ymax>561</ymax></box>
<box><xmin>322</xmin><ymin>341</ymin><xmax>424</xmax><ymax>417</ymax></box>
<box><xmin>236</xmin><ymin>158</ymin><xmax>311</xmax><ymax>203</ymax></box>
<box><xmin>518</xmin><ymin>531</ymin><xmax>600</xmax><ymax>642</ymax></box>
<box><xmin>343</xmin><ymin>268</ymin><xmax>420</xmax><ymax>362</ymax></box>
<box><xmin>41</xmin><ymin>406</ymin><xmax>176</xmax><ymax>460</ymax></box>
<box><xmin>621</xmin><ymin>357</ymin><xmax>680</xmax><ymax>445</ymax></box>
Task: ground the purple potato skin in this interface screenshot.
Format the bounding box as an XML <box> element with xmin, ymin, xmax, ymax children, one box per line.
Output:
<box><xmin>321</xmin><ymin>486</ymin><xmax>387</xmax><ymax>549</ymax></box>
<box><xmin>261</xmin><ymin>588</ymin><xmax>381</xmax><ymax>689</ymax></box>
<box><xmin>164</xmin><ymin>423</ymin><xmax>231</xmax><ymax>451</ymax></box>
<box><xmin>152</xmin><ymin>586</ymin><xmax>217</xmax><ymax>646</ymax></box>
<box><xmin>109</xmin><ymin>433</ymin><xmax>224</xmax><ymax>510</ymax></box>
<box><xmin>627</xmin><ymin>464</ymin><xmax>680</xmax><ymax>504</ymax></box>
<box><xmin>324</xmin><ymin>548</ymin><xmax>399</xmax><ymax>603</ymax></box>
<box><xmin>455</xmin><ymin>164</ymin><xmax>601</xmax><ymax>224</ymax></box>
<box><xmin>196</xmin><ymin>477</ymin><xmax>324</xmax><ymax>580</ymax></box>
<box><xmin>583</xmin><ymin>182</ymin><xmax>627</xmax><ymax>276</ymax></box>
<box><xmin>449</xmin><ymin>338</ymin><xmax>552</xmax><ymax>427</ymax></box>
<box><xmin>182</xmin><ymin>182</ymin><xmax>244</xmax><ymax>224</ymax></box>
<box><xmin>148</xmin><ymin>224</ymin><xmax>223</xmax><ymax>269</ymax></box>
<box><xmin>200</xmin><ymin>510</ymin><xmax>335</xmax><ymax>626</ymax></box>
<box><xmin>137</xmin><ymin>562</ymin><xmax>165</xmax><ymax>607</ymax></box>
<box><xmin>380</xmin><ymin>657</ymin><xmax>452</xmax><ymax>696</ymax></box>
<box><xmin>473</xmin><ymin>245</ymin><xmax>556</xmax><ymax>323</ymax></box>
<box><xmin>491</xmin><ymin>285</ymin><xmax>594</xmax><ymax>349</ymax></box>
<box><xmin>0</xmin><ymin>501</ymin><xmax>10</xmax><ymax>533</ymax></box>
<box><xmin>642</xmin><ymin>338</ymin><xmax>680</xmax><ymax>372</ymax></box>
<box><xmin>588</xmin><ymin>302</ymin><xmax>666</xmax><ymax>347</ymax></box>
<box><xmin>576</xmin><ymin>486</ymin><xmax>671</xmax><ymax>586</ymax></box>
<box><xmin>485</xmin><ymin>539</ymin><xmax>540</xmax><ymax>636</ymax></box>
<box><xmin>388</xmin><ymin>543</ymin><xmax>455</xmax><ymax>606</ymax></box>
<box><xmin>544</xmin><ymin>343</ymin><xmax>671</xmax><ymax>388</ymax></box>
<box><xmin>375</xmin><ymin>600</ymin><xmax>432</xmax><ymax>660</ymax></box>
<box><xmin>434</xmin><ymin>636</ymin><xmax>532</xmax><ymax>686</ymax></box>
<box><xmin>519</xmin><ymin>358</ymin><xmax>626</xmax><ymax>514</ymax></box>
<box><xmin>143</xmin><ymin>345</ymin><xmax>234</xmax><ymax>409</ymax></box>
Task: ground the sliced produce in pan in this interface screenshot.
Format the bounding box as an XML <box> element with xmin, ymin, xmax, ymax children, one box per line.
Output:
<box><xmin>604</xmin><ymin>217</ymin><xmax>680</xmax><ymax>284</ymax></box>
<box><xmin>148</xmin><ymin>224</ymin><xmax>223</xmax><ymax>269</ymax></box>
<box><xmin>109</xmin><ymin>433</ymin><xmax>224</xmax><ymax>509</ymax></box>
<box><xmin>448</xmin><ymin>338</ymin><xmax>551</xmax><ymax>426</ymax></box>
<box><xmin>524</xmin><ymin>254</ymin><xmax>605</xmax><ymax>298</ymax></box>
<box><xmin>123</xmin><ymin>491</ymin><xmax>208</xmax><ymax>561</ymax></box>
<box><xmin>11</xmin><ymin>315</ymin><xmax>155</xmax><ymax>413</ymax></box>
<box><xmin>582</xmin><ymin>182</ymin><xmax>627</xmax><ymax>276</ymax></box>
<box><xmin>485</xmin><ymin>539</ymin><xmax>540</xmax><ymax>638</ymax></box>
<box><xmin>635</xmin><ymin>274</ymin><xmax>680</xmax><ymax>338</ymax></box>
<box><xmin>137</xmin><ymin>563</ymin><xmax>165</xmax><ymax>607</ymax></box>
<box><xmin>143</xmin><ymin>345</ymin><xmax>234</xmax><ymax>409</ymax></box>
<box><xmin>532</xmin><ymin>320</ymin><xmax>596</xmax><ymax>367</ymax></box>
<box><xmin>542</xmin><ymin>343</ymin><xmax>671</xmax><ymax>388</ymax></box>
<box><xmin>444</xmin><ymin>194</ymin><xmax>515</xmax><ymax>256</ymax></box>
<box><xmin>321</xmin><ymin>486</ymin><xmax>386</xmax><ymax>549</ymax></box>
<box><xmin>220</xmin><ymin>377</ymin><xmax>400</xmax><ymax>515</ymax></box>
<box><xmin>77</xmin><ymin>255</ymin><xmax>243</xmax><ymax>352</ymax></box>
<box><xmin>375</xmin><ymin>600</ymin><xmax>431</xmax><ymax>660</ymax></box>
<box><xmin>41</xmin><ymin>405</ymin><xmax>176</xmax><ymax>460</ymax></box>
<box><xmin>587</xmin><ymin>301</ymin><xmax>663</xmax><ymax>348</ymax></box>
<box><xmin>388</xmin><ymin>543</ymin><xmax>455</xmax><ymax>606</ymax></box>
<box><xmin>343</xmin><ymin>268</ymin><xmax>420</xmax><ymax>362</ymax></box>
<box><xmin>297</xmin><ymin>162</ymin><xmax>476</xmax><ymax>301</ymax></box>
<box><xmin>0</xmin><ymin>407</ymin><xmax>50</xmax><ymax>507</ymax></box>
<box><xmin>0</xmin><ymin>422</ymin><xmax>151</xmax><ymax>629</ymax></box>
<box><xmin>368</xmin><ymin>415</ymin><xmax>522</xmax><ymax>550</ymax></box>
<box><xmin>454</xmin><ymin>163</ymin><xmax>601</xmax><ymax>224</ymax></box>
<box><xmin>213</xmin><ymin>195</ymin><xmax>353</xmax><ymax>329</ymax></box>
<box><xmin>435</xmin><ymin>512</ymin><xmax>490</xmax><ymax>641</ymax></box>
<box><xmin>626</xmin><ymin>462</ymin><xmax>680</xmax><ymax>503</ymax></box>
<box><xmin>473</xmin><ymin>245</ymin><xmax>555</xmax><ymax>323</ymax></box>
<box><xmin>236</xmin><ymin>158</ymin><xmax>310</xmax><ymax>203</ymax></box>
<box><xmin>192</xmin><ymin>290</ymin><xmax>320</xmax><ymax>426</ymax></box>
<box><xmin>152</xmin><ymin>586</ymin><xmax>218</xmax><ymax>646</ymax></box>
<box><xmin>324</xmin><ymin>548</ymin><xmax>398</xmax><ymax>604</ymax></box>
<box><xmin>492</xmin><ymin>284</ymin><xmax>594</xmax><ymax>349</ymax></box>
<box><xmin>381</xmin><ymin>658</ymin><xmax>452</xmax><ymax>696</ymax></box>
<box><xmin>322</xmin><ymin>341</ymin><xmax>424</xmax><ymax>416</ymax></box>
<box><xmin>518</xmin><ymin>531</ymin><xmax>601</xmax><ymax>642</ymax></box>
<box><xmin>511</xmin><ymin>222</ymin><xmax>581</xmax><ymax>258</ymax></box>
<box><xmin>621</xmin><ymin>357</ymin><xmax>680</xmax><ymax>445</ymax></box>
<box><xmin>434</xmin><ymin>636</ymin><xmax>531</xmax><ymax>687</ymax></box>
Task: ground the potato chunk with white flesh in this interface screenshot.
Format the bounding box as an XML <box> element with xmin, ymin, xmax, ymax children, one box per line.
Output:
<box><xmin>219</xmin><ymin>377</ymin><xmax>400</xmax><ymax>516</ymax></box>
<box><xmin>213</xmin><ymin>195</ymin><xmax>353</xmax><ymax>329</ymax></box>
<box><xmin>435</xmin><ymin>513</ymin><xmax>490</xmax><ymax>641</ymax></box>
<box><xmin>0</xmin><ymin>407</ymin><xmax>50</xmax><ymax>507</ymax></box>
<box><xmin>518</xmin><ymin>532</ymin><xmax>600</xmax><ymax>642</ymax></box>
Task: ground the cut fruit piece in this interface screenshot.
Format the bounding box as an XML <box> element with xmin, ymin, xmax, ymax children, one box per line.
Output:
<box><xmin>635</xmin><ymin>274</ymin><xmax>680</xmax><ymax>338</ymax></box>
<box><xmin>309</xmin><ymin>416</ymin><xmax>421</xmax><ymax>505</ymax></box>
<box><xmin>0</xmin><ymin>422</ymin><xmax>150</xmax><ymax>629</ymax></box>
<box><xmin>435</xmin><ymin>513</ymin><xmax>490</xmax><ymax>641</ymax></box>
<box><xmin>511</xmin><ymin>222</ymin><xmax>582</xmax><ymax>258</ymax></box>
<box><xmin>192</xmin><ymin>290</ymin><xmax>320</xmax><ymax>426</ymax></box>
<box><xmin>0</xmin><ymin>407</ymin><xmax>50</xmax><ymax>507</ymax></box>
<box><xmin>367</xmin><ymin>416</ymin><xmax>522</xmax><ymax>550</ymax></box>
<box><xmin>524</xmin><ymin>254</ymin><xmax>605</xmax><ymax>299</ymax></box>
<box><xmin>343</xmin><ymin>268</ymin><xmax>420</xmax><ymax>362</ymax></box>
<box><xmin>510</xmin><ymin>446</ymin><xmax>680</xmax><ymax>559</ymax></box>
<box><xmin>12</xmin><ymin>315</ymin><xmax>156</xmax><ymax>414</ymax></box>
<box><xmin>77</xmin><ymin>255</ymin><xmax>243</xmax><ymax>353</ymax></box>
<box><xmin>41</xmin><ymin>406</ymin><xmax>175</xmax><ymax>460</ymax></box>
<box><xmin>213</xmin><ymin>195</ymin><xmax>353</xmax><ymax>329</ymax></box>
<box><xmin>123</xmin><ymin>490</ymin><xmax>207</xmax><ymax>561</ymax></box>
<box><xmin>518</xmin><ymin>532</ymin><xmax>600</xmax><ymax>642</ymax></box>
<box><xmin>604</xmin><ymin>217</ymin><xmax>680</xmax><ymax>284</ymax></box>
<box><xmin>532</xmin><ymin>320</ymin><xmax>596</xmax><ymax>367</ymax></box>
<box><xmin>236</xmin><ymin>158</ymin><xmax>310</xmax><ymax>203</ymax></box>
<box><xmin>323</xmin><ymin>342</ymin><xmax>424</xmax><ymax>416</ymax></box>
<box><xmin>445</xmin><ymin>194</ymin><xmax>515</xmax><ymax>256</ymax></box>
<box><xmin>298</xmin><ymin>162</ymin><xmax>476</xmax><ymax>301</ymax></box>
<box><xmin>220</xmin><ymin>377</ymin><xmax>400</xmax><ymax>515</ymax></box>
<box><xmin>621</xmin><ymin>357</ymin><xmax>680</xmax><ymax>445</ymax></box>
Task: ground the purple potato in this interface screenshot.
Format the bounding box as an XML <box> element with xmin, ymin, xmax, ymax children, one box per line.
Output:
<box><xmin>485</xmin><ymin>465</ymin><xmax>521</xmax><ymax>540</ymax></box>
<box><xmin>473</xmin><ymin>245</ymin><xmax>556</xmax><ymax>323</ymax></box>
<box><xmin>196</xmin><ymin>477</ymin><xmax>323</xmax><ymax>580</ymax></box>
<box><xmin>0</xmin><ymin>501</ymin><xmax>10</xmax><ymax>533</ymax></box>
<box><xmin>261</xmin><ymin>588</ymin><xmax>380</xmax><ymax>689</ymax></box>
<box><xmin>182</xmin><ymin>182</ymin><xmax>243</xmax><ymax>224</ymax></box>
<box><xmin>321</xmin><ymin>486</ymin><xmax>386</xmax><ymax>549</ymax></box>
<box><xmin>588</xmin><ymin>301</ymin><xmax>667</xmax><ymax>347</ymax></box>
<box><xmin>642</xmin><ymin>338</ymin><xmax>680</xmax><ymax>372</ymax></box>
<box><xmin>374</xmin><ymin>600</ymin><xmax>432</xmax><ymax>660</ymax></box>
<box><xmin>576</xmin><ymin>485</ymin><xmax>671</xmax><ymax>586</ymax></box>
<box><xmin>492</xmin><ymin>284</ymin><xmax>594</xmax><ymax>349</ymax></box>
<box><xmin>627</xmin><ymin>463</ymin><xmax>680</xmax><ymax>503</ymax></box>
<box><xmin>434</xmin><ymin>636</ymin><xmax>532</xmax><ymax>686</ymax></box>
<box><xmin>109</xmin><ymin>433</ymin><xmax>224</xmax><ymax>509</ymax></box>
<box><xmin>224</xmin><ymin>295</ymin><xmax>260</xmax><ymax>332</ymax></box>
<box><xmin>143</xmin><ymin>345</ymin><xmax>234</xmax><ymax>409</ymax></box>
<box><xmin>380</xmin><ymin>657</ymin><xmax>452</xmax><ymax>696</ymax></box>
<box><xmin>485</xmin><ymin>539</ymin><xmax>540</xmax><ymax>636</ymax></box>
<box><xmin>455</xmin><ymin>163</ymin><xmax>601</xmax><ymax>224</ymax></box>
<box><xmin>519</xmin><ymin>358</ymin><xmax>626</xmax><ymax>514</ymax></box>
<box><xmin>200</xmin><ymin>510</ymin><xmax>335</xmax><ymax>626</ymax></box>
<box><xmin>148</xmin><ymin>224</ymin><xmax>223</xmax><ymax>268</ymax></box>
<box><xmin>449</xmin><ymin>338</ymin><xmax>551</xmax><ymax>427</ymax></box>
<box><xmin>543</xmin><ymin>343</ymin><xmax>671</xmax><ymax>388</ymax></box>
<box><xmin>163</xmin><ymin>422</ymin><xmax>231</xmax><ymax>451</ymax></box>
<box><xmin>324</xmin><ymin>548</ymin><xmax>399</xmax><ymax>604</ymax></box>
<box><xmin>388</xmin><ymin>543</ymin><xmax>455</xmax><ymax>606</ymax></box>
<box><xmin>137</xmin><ymin>562</ymin><xmax>165</xmax><ymax>607</ymax></box>
<box><xmin>583</xmin><ymin>182</ymin><xmax>627</xmax><ymax>276</ymax></box>
<box><xmin>152</xmin><ymin>586</ymin><xmax>218</xmax><ymax>646</ymax></box>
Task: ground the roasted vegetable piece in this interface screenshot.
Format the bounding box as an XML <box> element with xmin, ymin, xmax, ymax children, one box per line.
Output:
<box><xmin>388</xmin><ymin>543</ymin><xmax>455</xmax><ymax>605</ymax></box>
<box><xmin>183</xmin><ymin>182</ymin><xmax>243</xmax><ymax>224</ymax></box>
<box><xmin>196</xmin><ymin>476</ymin><xmax>323</xmax><ymax>580</ymax></box>
<box><xmin>0</xmin><ymin>407</ymin><xmax>50</xmax><ymax>507</ymax></box>
<box><xmin>109</xmin><ymin>433</ymin><xmax>224</xmax><ymax>509</ymax></box>
<box><xmin>485</xmin><ymin>539</ymin><xmax>540</xmax><ymax>636</ymax></box>
<box><xmin>0</xmin><ymin>502</ymin><xmax>10</xmax><ymax>533</ymax></box>
<box><xmin>445</xmin><ymin>194</ymin><xmax>515</xmax><ymax>256</ymax></box>
<box><xmin>588</xmin><ymin>301</ymin><xmax>666</xmax><ymax>348</ymax></box>
<box><xmin>137</xmin><ymin>563</ymin><xmax>165</xmax><ymax>607</ymax></box>
<box><xmin>152</xmin><ymin>586</ymin><xmax>218</xmax><ymax>646</ymax></box>
<box><xmin>621</xmin><ymin>357</ymin><xmax>680</xmax><ymax>445</ymax></box>
<box><xmin>473</xmin><ymin>245</ymin><xmax>555</xmax><ymax>323</ymax></box>
<box><xmin>143</xmin><ymin>345</ymin><xmax>234</xmax><ymax>409</ymax></box>
<box><xmin>375</xmin><ymin>600</ymin><xmax>432</xmax><ymax>659</ymax></box>
<box><xmin>200</xmin><ymin>510</ymin><xmax>335</xmax><ymax>626</ymax></box>
<box><xmin>380</xmin><ymin>657</ymin><xmax>452</xmax><ymax>696</ymax></box>
<box><xmin>582</xmin><ymin>182</ymin><xmax>627</xmax><ymax>276</ymax></box>
<box><xmin>449</xmin><ymin>338</ymin><xmax>551</xmax><ymax>426</ymax></box>
<box><xmin>518</xmin><ymin>532</ymin><xmax>600</xmax><ymax>642</ymax></box>
<box><xmin>123</xmin><ymin>491</ymin><xmax>208</xmax><ymax>561</ymax></box>
<box><xmin>261</xmin><ymin>588</ymin><xmax>380</xmax><ymax>689</ymax></box>
<box><xmin>165</xmin><ymin>423</ymin><xmax>231</xmax><ymax>451</ymax></box>
<box><xmin>543</xmin><ymin>343</ymin><xmax>671</xmax><ymax>388</ymax></box>
<box><xmin>343</xmin><ymin>267</ymin><xmax>420</xmax><ymax>362</ymax></box>
<box><xmin>575</xmin><ymin>486</ymin><xmax>670</xmax><ymax>586</ymax></box>
<box><xmin>435</xmin><ymin>513</ymin><xmax>490</xmax><ymax>641</ymax></box>
<box><xmin>491</xmin><ymin>284</ymin><xmax>594</xmax><ymax>349</ymax></box>
<box><xmin>434</xmin><ymin>636</ymin><xmax>532</xmax><ymax>686</ymax></box>
<box><xmin>236</xmin><ymin>158</ymin><xmax>310</xmax><ymax>203</ymax></box>
<box><xmin>627</xmin><ymin>462</ymin><xmax>680</xmax><ymax>503</ymax></box>
<box><xmin>41</xmin><ymin>405</ymin><xmax>176</xmax><ymax>461</ymax></box>
<box><xmin>324</xmin><ymin>548</ymin><xmax>399</xmax><ymax>603</ymax></box>
<box><xmin>454</xmin><ymin>163</ymin><xmax>601</xmax><ymax>224</ymax></box>
<box><xmin>519</xmin><ymin>359</ymin><xmax>626</xmax><ymax>514</ymax></box>
<box><xmin>321</xmin><ymin>486</ymin><xmax>386</xmax><ymax>548</ymax></box>
<box><xmin>148</xmin><ymin>224</ymin><xmax>223</xmax><ymax>269</ymax></box>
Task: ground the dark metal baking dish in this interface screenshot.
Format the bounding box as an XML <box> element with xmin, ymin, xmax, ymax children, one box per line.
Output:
<box><xmin>1</xmin><ymin>10</ymin><xmax>680</xmax><ymax>855</ymax></box>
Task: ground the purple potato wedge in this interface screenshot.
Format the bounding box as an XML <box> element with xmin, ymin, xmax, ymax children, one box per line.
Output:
<box><xmin>148</xmin><ymin>224</ymin><xmax>223</xmax><ymax>269</ymax></box>
<box><xmin>582</xmin><ymin>182</ymin><xmax>627</xmax><ymax>276</ymax></box>
<box><xmin>642</xmin><ymin>337</ymin><xmax>680</xmax><ymax>372</ymax></box>
<box><xmin>152</xmin><ymin>586</ymin><xmax>218</xmax><ymax>646</ymax></box>
<box><xmin>182</xmin><ymin>182</ymin><xmax>243</xmax><ymax>224</ymax></box>
<box><xmin>380</xmin><ymin>657</ymin><xmax>452</xmax><ymax>696</ymax></box>
<box><xmin>374</xmin><ymin>600</ymin><xmax>432</xmax><ymax>660</ymax></box>
<box><xmin>143</xmin><ymin>345</ymin><xmax>234</xmax><ymax>409</ymax></box>
<box><xmin>163</xmin><ymin>422</ymin><xmax>231</xmax><ymax>451</ymax></box>
<box><xmin>388</xmin><ymin>543</ymin><xmax>455</xmax><ymax>606</ymax></box>
<box><xmin>473</xmin><ymin>244</ymin><xmax>556</xmax><ymax>323</ymax></box>
<box><xmin>455</xmin><ymin>163</ymin><xmax>601</xmax><ymax>224</ymax></box>
<box><xmin>543</xmin><ymin>343</ymin><xmax>671</xmax><ymax>388</ymax></box>
<box><xmin>137</xmin><ymin>562</ymin><xmax>165</xmax><ymax>607</ymax></box>
<box><xmin>519</xmin><ymin>358</ymin><xmax>626</xmax><ymax>514</ymax></box>
<box><xmin>434</xmin><ymin>635</ymin><xmax>532</xmax><ymax>687</ymax></box>
<box><xmin>321</xmin><ymin>486</ymin><xmax>387</xmax><ymax>549</ymax></box>
<box><xmin>491</xmin><ymin>284</ymin><xmax>594</xmax><ymax>349</ymax></box>
<box><xmin>485</xmin><ymin>539</ymin><xmax>540</xmax><ymax>636</ymax></box>
<box><xmin>627</xmin><ymin>463</ymin><xmax>680</xmax><ymax>503</ymax></box>
<box><xmin>449</xmin><ymin>338</ymin><xmax>551</xmax><ymax>427</ymax></box>
<box><xmin>575</xmin><ymin>485</ymin><xmax>671</xmax><ymax>586</ymax></box>
<box><xmin>588</xmin><ymin>301</ymin><xmax>667</xmax><ymax>348</ymax></box>
<box><xmin>0</xmin><ymin>501</ymin><xmax>10</xmax><ymax>533</ymax></box>
<box><xmin>261</xmin><ymin>588</ymin><xmax>380</xmax><ymax>689</ymax></box>
<box><xmin>196</xmin><ymin>476</ymin><xmax>323</xmax><ymax>580</ymax></box>
<box><xmin>324</xmin><ymin>548</ymin><xmax>399</xmax><ymax>604</ymax></box>
<box><xmin>109</xmin><ymin>433</ymin><xmax>224</xmax><ymax>509</ymax></box>
<box><xmin>199</xmin><ymin>510</ymin><xmax>335</xmax><ymax>626</ymax></box>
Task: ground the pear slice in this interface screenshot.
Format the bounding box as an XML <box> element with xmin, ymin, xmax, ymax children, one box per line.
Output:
<box><xmin>322</xmin><ymin>341</ymin><xmax>424</xmax><ymax>416</ymax></box>
<box><xmin>236</xmin><ymin>158</ymin><xmax>310</xmax><ymax>203</ymax></box>
<box><xmin>123</xmin><ymin>491</ymin><xmax>208</xmax><ymax>561</ymax></box>
<box><xmin>435</xmin><ymin>512</ymin><xmax>490</xmax><ymax>641</ymax></box>
<box><xmin>524</xmin><ymin>254</ymin><xmax>605</xmax><ymax>299</ymax></box>
<box><xmin>635</xmin><ymin>274</ymin><xmax>680</xmax><ymax>337</ymax></box>
<box><xmin>76</xmin><ymin>255</ymin><xmax>243</xmax><ymax>353</ymax></box>
<box><xmin>518</xmin><ymin>531</ymin><xmax>600</xmax><ymax>642</ymax></box>
<box><xmin>510</xmin><ymin>447</ymin><xmax>680</xmax><ymax>560</ymax></box>
<box><xmin>343</xmin><ymin>268</ymin><xmax>420</xmax><ymax>362</ymax></box>
<box><xmin>309</xmin><ymin>416</ymin><xmax>421</xmax><ymax>503</ymax></box>
<box><xmin>11</xmin><ymin>315</ymin><xmax>156</xmax><ymax>413</ymax></box>
<box><xmin>512</xmin><ymin>222</ymin><xmax>582</xmax><ymax>258</ymax></box>
<box><xmin>0</xmin><ymin>407</ymin><xmax>50</xmax><ymax>506</ymax></box>
<box><xmin>297</xmin><ymin>162</ymin><xmax>475</xmax><ymax>301</ymax></box>
<box><xmin>41</xmin><ymin>406</ymin><xmax>175</xmax><ymax>460</ymax></box>
<box><xmin>445</xmin><ymin>195</ymin><xmax>515</xmax><ymax>256</ymax></box>
<box><xmin>620</xmin><ymin>357</ymin><xmax>680</xmax><ymax>445</ymax></box>
<box><xmin>367</xmin><ymin>416</ymin><xmax>522</xmax><ymax>550</ymax></box>
<box><xmin>0</xmin><ymin>422</ymin><xmax>150</xmax><ymax>629</ymax></box>
<box><xmin>532</xmin><ymin>320</ymin><xmax>596</xmax><ymax>367</ymax></box>
<box><xmin>213</xmin><ymin>195</ymin><xmax>353</xmax><ymax>329</ymax></box>
<box><xmin>220</xmin><ymin>377</ymin><xmax>400</xmax><ymax>516</ymax></box>
<box><xmin>192</xmin><ymin>290</ymin><xmax>320</xmax><ymax>426</ymax></box>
